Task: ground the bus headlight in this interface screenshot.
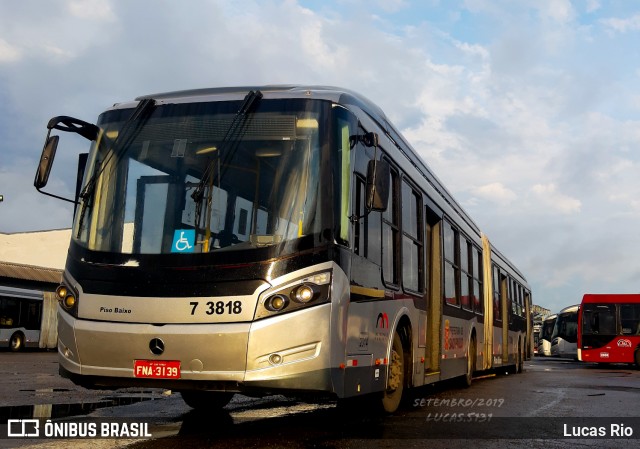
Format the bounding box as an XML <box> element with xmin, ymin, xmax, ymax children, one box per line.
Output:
<box><xmin>56</xmin><ymin>283</ymin><xmax>79</xmax><ymax>317</ymax></box>
<box><xmin>265</xmin><ymin>294</ymin><xmax>289</xmax><ymax>312</ymax></box>
<box><xmin>292</xmin><ymin>284</ymin><xmax>317</xmax><ymax>303</ymax></box>
<box><xmin>255</xmin><ymin>271</ymin><xmax>331</xmax><ymax>320</ymax></box>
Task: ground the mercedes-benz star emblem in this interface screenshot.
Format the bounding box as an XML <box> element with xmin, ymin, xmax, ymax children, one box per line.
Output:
<box><xmin>149</xmin><ymin>338</ymin><xmax>165</xmax><ymax>355</ymax></box>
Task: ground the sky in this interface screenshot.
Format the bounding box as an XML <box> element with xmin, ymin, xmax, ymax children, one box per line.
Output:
<box><xmin>1</xmin><ymin>0</ymin><xmax>639</xmax><ymax>313</ymax></box>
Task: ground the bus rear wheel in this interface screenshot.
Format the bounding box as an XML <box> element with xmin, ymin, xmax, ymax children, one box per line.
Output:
<box><xmin>381</xmin><ymin>332</ymin><xmax>404</xmax><ymax>414</ymax></box>
<box><xmin>516</xmin><ymin>340</ymin><xmax>524</xmax><ymax>374</ymax></box>
<box><xmin>461</xmin><ymin>335</ymin><xmax>476</xmax><ymax>387</ymax></box>
<box><xmin>9</xmin><ymin>332</ymin><xmax>24</xmax><ymax>352</ymax></box>
<box><xmin>180</xmin><ymin>391</ymin><xmax>234</xmax><ymax>410</ymax></box>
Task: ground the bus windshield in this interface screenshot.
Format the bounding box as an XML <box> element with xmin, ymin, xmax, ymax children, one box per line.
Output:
<box><xmin>541</xmin><ymin>318</ymin><xmax>555</xmax><ymax>340</ymax></box>
<box><xmin>73</xmin><ymin>98</ymin><xmax>328</xmax><ymax>255</ymax></box>
<box><xmin>581</xmin><ymin>304</ymin><xmax>616</xmax><ymax>335</ymax></box>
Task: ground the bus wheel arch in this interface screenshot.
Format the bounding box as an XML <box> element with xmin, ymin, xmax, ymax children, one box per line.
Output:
<box><xmin>634</xmin><ymin>347</ymin><xmax>640</xmax><ymax>370</ymax></box>
<box><xmin>9</xmin><ymin>332</ymin><xmax>25</xmax><ymax>352</ymax></box>
<box><xmin>382</xmin><ymin>317</ymin><xmax>411</xmax><ymax>414</ymax></box>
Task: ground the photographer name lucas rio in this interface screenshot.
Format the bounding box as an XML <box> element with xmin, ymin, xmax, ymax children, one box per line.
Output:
<box><xmin>564</xmin><ymin>422</ymin><xmax>634</xmax><ymax>438</ymax></box>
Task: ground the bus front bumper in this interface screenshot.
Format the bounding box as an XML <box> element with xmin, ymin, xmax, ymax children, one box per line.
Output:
<box><xmin>57</xmin><ymin>303</ymin><xmax>337</xmax><ymax>394</ymax></box>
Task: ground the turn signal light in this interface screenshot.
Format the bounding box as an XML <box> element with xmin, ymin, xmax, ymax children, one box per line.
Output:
<box><xmin>56</xmin><ymin>284</ymin><xmax>77</xmax><ymax>310</ymax></box>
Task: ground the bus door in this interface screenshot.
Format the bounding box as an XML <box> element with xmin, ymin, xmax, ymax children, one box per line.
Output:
<box><xmin>525</xmin><ymin>292</ymin><xmax>532</xmax><ymax>359</ymax></box>
<box><xmin>424</xmin><ymin>206</ymin><xmax>442</xmax><ymax>378</ymax></box>
<box><xmin>481</xmin><ymin>235</ymin><xmax>493</xmax><ymax>370</ymax></box>
<box><xmin>501</xmin><ymin>275</ymin><xmax>510</xmax><ymax>365</ymax></box>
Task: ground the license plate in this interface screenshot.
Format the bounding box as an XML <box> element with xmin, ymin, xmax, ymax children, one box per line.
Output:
<box><xmin>133</xmin><ymin>360</ymin><xmax>181</xmax><ymax>379</ymax></box>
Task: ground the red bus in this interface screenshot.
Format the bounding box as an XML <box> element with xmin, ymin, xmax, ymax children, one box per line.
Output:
<box><xmin>578</xmin><ymin>294</ymin><xmax>640</xmax><ymax>366</ymax></box>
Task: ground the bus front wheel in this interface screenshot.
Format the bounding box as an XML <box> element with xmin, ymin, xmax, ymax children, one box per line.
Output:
<box><xmin>381</xmin><ymin>332</ymin><xmax>405</xmax><ymax>414</ymax></box>
<box><xmin>9</xmin><ymin>332</ymin><xmax>24</xmax><ymax>352</ymax></box>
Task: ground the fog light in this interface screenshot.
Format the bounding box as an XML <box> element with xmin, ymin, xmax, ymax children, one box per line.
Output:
<box><xmin>64</xmin><ymin>295</ymin><xmax>76</xmax><ymax>309</ymax></box>
<box><xmin>269</xmin><ymin>354</ymin><xmax>283</xmax><ymax>365</ymax></box>
<box><xmin>265</xmin><ymin>295</ymin><xmax>288</xmax><ymax>312</ymax></box>
<box><xmin>56</xmin><ymin>286</ymin><xmax>67</xmax><ymax>300</ymax></box>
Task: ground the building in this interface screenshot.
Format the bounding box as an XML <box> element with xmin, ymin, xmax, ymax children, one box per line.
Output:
<box><xmin>0</xmin><ymin>228</ymin><xmax>68</xmax><ymax>290</ymax></box>
<box><xmin>0</xmin><ymin>229</ymin><xmax>68</xmax><ymax>350</ymax></box>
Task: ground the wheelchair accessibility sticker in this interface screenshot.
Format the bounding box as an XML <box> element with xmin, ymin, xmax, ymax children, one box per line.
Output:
<box><xmin>172</xmin><ymin>229</ymin><xmax>195</xmax><ymax>253</ymax></box>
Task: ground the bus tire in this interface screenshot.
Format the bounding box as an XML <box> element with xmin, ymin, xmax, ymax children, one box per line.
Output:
<box><xmin>516</xmin><ymin>340</ymin><xmax>524</xmax><ymax>374</ymax></box>
<box><xmin>381</xmin><ymin>332</ymin><xmax>404</xmax><ymax>414</ymax></box>
<box><xmin>9</xmin><ymin>332</ymin><xmax>24</xmax><ymax>352</ymax></box>
<box><xmin>180</xmin><ymin>391</ymin><xmax>234</xmax><ymax>410</ymax></box>
<box><xmin>635</xmin><ymin>349</ymin><xmax>640</xmax><ymax>370</ymax></box>
<box><xmin>462</xmin><ymin>335</ymin><xmax>476</xmax><ymax>387</ymax></box>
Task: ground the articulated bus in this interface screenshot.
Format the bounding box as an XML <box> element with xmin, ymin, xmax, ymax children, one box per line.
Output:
<box><xmin>551</xmin><ymin>305</ymin><xmax>578</xmax><ymax>359</ymax></box>
<box><xmin>538</xmin><ymin>313</ymin><xmax>556</xmax><ymax>356</ymax></box>
<box><xmin>578</xmin><ymin>294</ymin><xmax>640</xmax><ymax>367</ymax></box>
<box><xmin>34</xmin><ymin>85</ymin><xmax>532</xmax><ymax>413</ymax></box>
<box><xmin>0</xmin><ymin>286</ymin><xmax>58</xmax><ymax>351</ymax></box>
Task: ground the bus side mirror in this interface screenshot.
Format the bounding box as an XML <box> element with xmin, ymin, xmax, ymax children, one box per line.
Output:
<box><xmin>366</xmin><ymin>159</ymin><xmax>390</xmax><ymax>211</ymax></box>
<box><xmin>34</xmin><ymin>135</ymin><xmax>59</xmax><ymax>190</ymax></box>
<box><xmin>34</xmin><ymin>116</ymin><xmax>98</xmax><ymax>204</ymax></box>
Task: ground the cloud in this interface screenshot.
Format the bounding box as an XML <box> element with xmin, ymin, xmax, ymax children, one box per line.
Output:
<box><xmin>601</xmin><ymin>14</ymin><xmax>640</xmax><ymax>33</ymax></box>
<box><xmin>474</xmin><ymin>182</ymin><xmax>517</xmax><ymax>204</ymax></box>
<box><xmin>0</xmin><ymin>38</ymin><xmax>21</xmax><ymax>63</ymax></box>
<box><xmin>531</xmin><ymin>183</ymin><xmax>581</xmax><ymax>214</ymax></box>
<box><xmin>67</xmin><ymin>0</ymin><xmax>116</xmax><ymax>21</ymax></box>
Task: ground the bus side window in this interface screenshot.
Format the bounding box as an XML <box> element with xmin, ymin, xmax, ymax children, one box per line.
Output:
<box><xmin>493</xmin><ymin>265</ymin><xmax>501</xmax><ymax>321</ymax></box>
<box><xmin>382</xmin><ymin>167</ymin><xmax>399</xmax><ymax>286</ymax></box>
<box><xmin>353</xmin><ymin>175</ymin><xmax>366</xmax><ymax>256</ymax></box>
<box><xmin>443</xmin><ymin>220</ymin><xmax>458</xmax><ymax>306</ymax></box>
<box><xmin>401</xmin><ymin>179</ymin><xmax>423</xmax><ymax>293</ymax></box>
<box><xmin>472</xmin><ymin>247</ymin><xmax>482</xmax><ymax>314</ymax></box>
<box><xmin>621</xmin><ymin>304</ymin><xmax>640</xmax><ymax>335</ymax></box>
<box><xmin>459</xmin><ymin>237</ymin><xmax>471</xmax><ymax>310</ymax></box>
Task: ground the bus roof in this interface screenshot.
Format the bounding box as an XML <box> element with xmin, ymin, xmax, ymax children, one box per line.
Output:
<box><xmin>582</xmin><ymin>294</ymin><xmax>640</xmax><ymax>304</ymax></box>
<box><xmin>557</xmin><ymin>304</ymin><xmax>579</xmax><ymax>314</ymax></box>
<box><xmin>0</xmin><ymin>285</ymin><xmax>43</xmax><ymax>300</ymax></box>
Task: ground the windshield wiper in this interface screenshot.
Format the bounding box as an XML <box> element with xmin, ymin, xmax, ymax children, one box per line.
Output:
<box><xmin>75</xmin><ymin>98</ymin><xmax>156</xmax><ymax>237</ymax></box>
<box><xmin>191</xmin><ymin>90</ymin><xmax>263</xmax><ymax>247</ymax></box>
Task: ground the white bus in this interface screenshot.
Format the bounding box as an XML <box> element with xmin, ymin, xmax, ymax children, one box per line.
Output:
<box><xmin>537</xmin><ymin>313</ymin><xmax>556</xmax><ymax>356</ymax></box>
<box><xmin>551</xmin><ymin>305</ymin><xmax>579</xmax><ymax>359</ymax></box>
<box><xmin>0</xmin><ymin>286</ymin><xmax>58</xmax><ymax>351</ymax></box>
<box><xmin>35</xmin><ymin>85</ymin><xmax>532</xmax><ymax>413</ymax></box>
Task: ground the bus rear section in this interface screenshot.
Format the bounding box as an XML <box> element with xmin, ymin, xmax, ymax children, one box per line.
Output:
<box><xmin>0</xmin><ymin>286</ymin><xmax>57</xmax><ymax>351</ymax></box>
<box><xmin>578</xmin><ymin>294</ymin><xmax>640</xmax><ymax>366</ymax></box>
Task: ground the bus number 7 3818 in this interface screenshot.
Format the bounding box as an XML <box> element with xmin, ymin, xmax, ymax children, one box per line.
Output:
<box><xmin>34</xmin><ymin>85</ymin><xmax>532</xmax><ymax>413</ymax></box>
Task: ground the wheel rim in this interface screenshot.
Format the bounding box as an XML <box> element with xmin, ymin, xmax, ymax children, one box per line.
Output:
<box><xmin>11</xmin><ymin>335</ymin><xmax>22</xmax><ymax>351</ymax></box>
<box><xmin>382</xmin><ymin>333</ymin><xmax>404</xmax><ymax>413</ymax></box>
<box><xmin>387</xmin><ymin>348</ymin><xmax>402</xmax><ymax>392</ymax></box>
<box><xmin>467</xmin><ymin>338</ymin><xmax>476</xmax><ymax>384</ymax></box>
